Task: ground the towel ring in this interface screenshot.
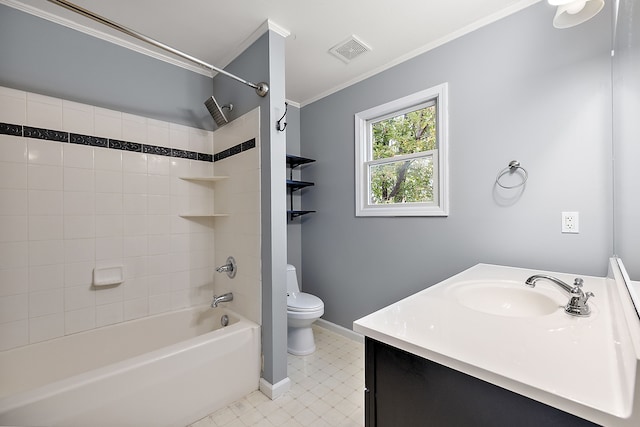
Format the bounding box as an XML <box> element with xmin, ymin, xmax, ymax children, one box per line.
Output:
<box><xmin>496</xmin><ymin>160</ymin><xmax>528</xmax><ymax>189</ymax></box>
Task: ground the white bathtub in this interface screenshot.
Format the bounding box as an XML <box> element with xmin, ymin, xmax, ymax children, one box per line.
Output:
<box><xmin>0</xmin><ymin>305</ymin><xmax>261</xmax><ymax>427</ymax></box>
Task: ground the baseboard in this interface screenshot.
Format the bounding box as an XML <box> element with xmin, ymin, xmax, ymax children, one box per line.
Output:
<box><xmin>315</xmin><ymin>318</ymin><xmax>364</xmax><ymax>343</ymax></box>
<box><xmin>259</xmin><ymin>376</ymin><xmax>291</xmax><ymax>400</ymax></box>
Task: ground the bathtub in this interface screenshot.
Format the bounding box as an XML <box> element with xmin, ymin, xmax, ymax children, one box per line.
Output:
<box><xmin>0</xmin><ymin>305</ymin><xmax>261</xmax><ymax>427</ymax></box>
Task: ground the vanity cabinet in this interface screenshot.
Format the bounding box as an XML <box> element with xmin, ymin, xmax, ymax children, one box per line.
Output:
<box><xmin>364</xmin><ymin>338</ymin><xmax>600</xmax><ymax>427</ymax></box>
<box><xmin>286</xmin><ymin>154</ymin><xmax>315</xmax><ymax>220</ymax></box>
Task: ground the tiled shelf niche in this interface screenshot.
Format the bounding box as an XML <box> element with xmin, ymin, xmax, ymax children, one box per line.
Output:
<box><xmin>178</xmin><ymin>176</ymin><xmax>229</xmax><ymax>218</ymax></box>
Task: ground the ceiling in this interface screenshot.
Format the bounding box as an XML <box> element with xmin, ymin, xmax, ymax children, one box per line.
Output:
<box><xmin>7</xmin><ymin>0</ymin><xmax>542</xmax><ymax>106</ymax></box>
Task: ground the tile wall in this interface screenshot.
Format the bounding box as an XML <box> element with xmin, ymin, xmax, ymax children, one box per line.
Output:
<box><xmin>0</xmin><ymin>86</ymin><xmax>261</xmax><ymax>351</ymax></box>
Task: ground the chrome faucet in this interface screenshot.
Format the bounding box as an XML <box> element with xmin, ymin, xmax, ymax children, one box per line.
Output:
<box><xmin>215</xmin><ymin>256</ymin><xmax>236</xmax><ymax>278</ymax></box>
<box><xmin>525</xmin><ymin>274</ymin><xmax>594</xmax><ymax>317</ymax></box>
<box><xmin>211</xmin><ymin>292</ymin><xmax>233</xmax><ymax>308</ymax></box>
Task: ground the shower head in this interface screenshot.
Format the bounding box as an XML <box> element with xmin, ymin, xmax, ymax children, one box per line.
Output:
<box><xmin>204</xmin><ymin>96</ymin><xmax>233</xmax><ymax>128</ymax></box>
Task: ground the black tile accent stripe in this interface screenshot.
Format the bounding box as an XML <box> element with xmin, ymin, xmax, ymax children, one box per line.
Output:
<box><xmin>23</xmin><ymin>126</ymin><xmax>68</xmax><ymax>142</ymax></box>
<box><xmin>0</xmin><ymin>121</ymin><xmax>256</xmax><ymax>163</ymax></box>
<box><xmin>70</xmin><ymin>133</ymin><xmax>108</xmax><ymax>147</ymax></box>
<box><xmin>214</xmin><ymin>138</ymin><xmax>256</xmax><ymax>162</ymax></box>
<box><xmin>0</xmin><ymin>122</ymin><xmax>22</xmax><ymax>136</ymax></box>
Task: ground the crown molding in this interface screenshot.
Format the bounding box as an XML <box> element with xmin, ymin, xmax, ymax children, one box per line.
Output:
<box><xmin>218</xmin><ymin>19</ymin><xmax>290</xmax><ymax>69</ymax></box>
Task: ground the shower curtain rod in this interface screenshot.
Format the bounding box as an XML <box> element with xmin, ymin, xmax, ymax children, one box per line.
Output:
<box><xmin>47</xmin><ymin>0</ymin><xmax>269</xmax><ymax>97</ymax></box>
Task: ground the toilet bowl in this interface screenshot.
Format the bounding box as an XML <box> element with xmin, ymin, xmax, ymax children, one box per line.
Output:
<box><xmin>286</xmin><ymin>264</ymin><xmax>324</xmax><ymax>355</ymax></box>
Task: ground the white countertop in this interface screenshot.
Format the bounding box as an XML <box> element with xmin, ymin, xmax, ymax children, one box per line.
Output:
<box><xmin>353</xmin><ymin>260</ymin><xmax>640</xmax><ymax>427</ymax></box>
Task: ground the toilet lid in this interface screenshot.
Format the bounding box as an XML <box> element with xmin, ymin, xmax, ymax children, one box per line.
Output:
<box><xmin>287</xmin><ymin>292</ymin><xmax>323</xmax><ymax>312</ymax></box>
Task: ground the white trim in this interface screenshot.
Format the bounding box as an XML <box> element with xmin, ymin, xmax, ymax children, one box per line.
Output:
<box><xmin>315</xmin><ymin>318</ymin><xmax>364</xmax><ymax>343</ymax></box>
<box><xmin>354</xmin><ymin>83</ymin><xmax>449</xmax><ymax>217</ymax></box>
<box><xmin>299</xmin><ymin>0</ymin><xmax>540</xmax><ymax>107</ymax></box>
<box><xmin>218</xmin><ymin>19</ymin><xmax>290</xmax><ymax>69</ymax></box>
<box><xmin>259</xmin><ymin>376</ymin><xmax>291</xmax><ymax>400</ymax></box>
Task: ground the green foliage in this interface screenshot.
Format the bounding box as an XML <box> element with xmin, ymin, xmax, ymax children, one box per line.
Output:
<box><xmin>370</xmin><ymin>105</ymin><xmax>437</xmax><ymax>204</ymax></box>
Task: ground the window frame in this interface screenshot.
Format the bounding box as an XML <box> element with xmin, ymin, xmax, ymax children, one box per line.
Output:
<box><xmin>354</xmin><ymin>83</ymin><xmax>449</xmax><ymax>217</ymax></box>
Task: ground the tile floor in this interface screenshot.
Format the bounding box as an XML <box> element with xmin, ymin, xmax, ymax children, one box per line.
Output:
<box><xmin>189</xmin><ymin>325</ymin><xmax>365</xmax><ymax>427</ymax></box>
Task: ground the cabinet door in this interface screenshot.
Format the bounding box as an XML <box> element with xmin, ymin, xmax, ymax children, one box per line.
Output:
<box><xmin>365</xmin><ymin>338</ymin><xmax>600</xmax><ymax>427</ymax></box>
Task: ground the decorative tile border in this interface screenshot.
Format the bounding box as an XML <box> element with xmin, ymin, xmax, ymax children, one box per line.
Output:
<box><xmin>0</xmin><ymin>122</ymin><xmax>254</xmax><ymax>163</ymax></box>
<box><xmin>215</xmin><ymin>138</ymin><xmax>256</xmax><ymax>162</ymax></box>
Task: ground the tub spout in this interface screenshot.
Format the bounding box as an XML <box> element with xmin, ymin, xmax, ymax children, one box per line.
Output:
<box><xmin>211</xmin><ymin>292</ymin><xmax>233</xmax><ymax>308</ymax></box>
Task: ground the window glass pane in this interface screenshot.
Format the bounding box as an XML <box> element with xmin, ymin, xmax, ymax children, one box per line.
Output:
<box><xmin>370</xmin><ymin>156</ymin><xmax>434</xmax><ymax>204</ymax></box>
<box><xmin>371</xmin><ymin>104</ymin><xmax>436</xmax><ymax>161</ymax></box>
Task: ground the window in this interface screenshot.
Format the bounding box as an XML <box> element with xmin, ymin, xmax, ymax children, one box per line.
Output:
<box><xmin>355</xmin><ymin>83</ymin><xmax>449</xmax><ymax>217</ymax></box>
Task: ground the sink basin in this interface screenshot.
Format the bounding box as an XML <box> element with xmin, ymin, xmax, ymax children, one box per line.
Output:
<box><xmin>453</xmin><ymin>282</ymin><xmax>561</xmax><ymax>317</ymax></box>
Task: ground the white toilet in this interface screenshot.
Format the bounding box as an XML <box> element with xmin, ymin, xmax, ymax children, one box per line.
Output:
<box><xmin>286</xmin><ymin>264</ymin><xmax>324</xmax><ymax>355</ymax></box>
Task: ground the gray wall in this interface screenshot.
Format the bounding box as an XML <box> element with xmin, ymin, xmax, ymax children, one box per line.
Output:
<box><xmin>0</xmin><ymin>4</ymin><xmax>214</xmax><ymax>130</ymax></box>
<box><xmin>300</xmin><ymin>1</ymin><xmax>614</xmax><ymax>329</ymax></box>
<box><xmin>211</xmin><ymin>31</ymin><xmax>289</xmax><ymax>386</ymax></box>
<box><xmin>613</xmin><ymin>0</ymin><xmax>640</xmax><ymax>280</ymax></box>
<box><xmin>286</xmin><ymin>105</ymin><xmax>303</xmax><ymax>277</ymax></box>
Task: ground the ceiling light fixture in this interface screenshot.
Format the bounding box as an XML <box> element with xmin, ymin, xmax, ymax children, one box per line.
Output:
<box><xmin>548</xmin><ymin>0</ymin><xmax>605</xmax><ymax>29</ymax></box>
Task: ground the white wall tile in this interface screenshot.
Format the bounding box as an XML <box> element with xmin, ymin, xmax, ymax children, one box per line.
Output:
<box><xmin>0</xmin><ymin>293</ymin><xmax>28</xmax><ymax>323</ymax></box>
<box><xmin>63</xmin><ymin>215</ymin><xmax>95</xmax><ymax>239</ymax></box>
<box><xmin>123</xmin><ymin>256</ymin><xmax>147</xmax><ymax>279</ymax></box>
<box><xmin>63</xmin><ymin>191</ymin><xmax>94</xmax><ymax>215</ymax></box>
<box><xmin>147</xmin><ymin>119</ymin><xmax>170</xmax><ymax>148</ymax></box>
<box><xmin>64</xmin><ymin>238</ymin><xmax>95</xmax><ymax>264</ymax></box>
<box><xmin>0</xmin><ymin>241</ymin><xmax>28</xmax><ymax>269</ymax></box>
<box><xmin>28</xmin><ymin>164</ymin><xmax>63</xmax><ymax>191</ymax></box>
<box><xmin>95</xmin><ymin>193</ymin><xmax>123</xmax><ymax>215</ymax></box>
<box><xmin>94</xmin><ymin>107</ymin><xmax>122</xmax><ymax>139</ymax></box>
<box><xmin>26</xmin><ymin>93</ymin><xmax>63</xmax><ymax>129</ymax></box>
<box><xmin>63</xmin><ymin>144</ymin><xmax>94</xmax><ymax>169</ymax></box>
<box><xmin>147</xmin><ymin>235</ymin><xmax>170</xmax><ymax>255</ymax></box>
<box><xmin>147</xmin><ymin>154</ymin><xmax>171</xmax><ymax>175</ymax></box>
<box><xmin>64</xmin><ymin>167</ymin><xmax>94</xmax><ymax>192</ymax></box>
<box><xmin>123</xmin><ymin>172</ymin><xmax>147</xmax><ymax>194</ymax></box>
<box><xmin>148</xmin><ymin>293</ymin><xmax>171</xmax><ymax>314</ymax></box>
<box><xmin>122</xmin><ymin>152</ymin><xmax>147</xmax><ymax>174</ymax></box>
<box><xmin>123</xmin><ymin>194</ymin><xmax>147</xmax><ymax>215</ymax></box>
<box><xmin>169</xmin><ymin>123</ymin><xmax>189</xmax><ymax>150</ymax></box>
<box><xmin>29</xmin><ymin>313</ymin><xmax>64</xmax><ymax>343</ymax></box>
<box><xmin>0</xmin><ymin>215</ymin><xmax>27</xmax><ymax>242</ymax></box>
<box><xmin>64</xmin><ymin>261</ymin><xmax>94</xmax><ymax>287</ymax></box>
<box><xmin>94</xmin><ymin>147</ymin><xmax>122</xmax><ymax>171</ymax></box>
<box><xmin>122</xmin><ymin>113</ymin><xmax>147</xmax><ymax>144</ymax></box>
<box><xmin>148</xmin><ymin>174</ymin><xmax>170</xmax><ymax>195</ymax></box>
<box><xmin>29</xmin><ymin>288</ymin><xmax>63</xmax><ymax>317</ymax></box>
<box><xmin>94</xmin><ymin>284</ymin><xmax>122</xmax><ymax>306</ymax></box>
<box><xmin>123</xmin><ymin>236</ymin><xmax>147</xmax><ymax>258</ymax></box>
<box><xmin>95</xmin><ymin>237</ymin><xmax>123</xmax><ymax>260</ymax></box>
<box><xmin>29</xmin><ymin>264</ymin><xmax>64</xmax><ymax>292</ymax></box>
<box><xmin>0</xmin><ymin>320</ymin><xmax>28</xmax><ymax>350</ymax></box>
<box><xmin>0</xmin><ymin>189</ymin><xmax>27</xmax><ymax>215</ymax></box>
<box><xmin>27</xmin><ymin>139</ymin><xmax>63</xmax><ymax>166</ymax></box>
<box><xmin>0</xmin><ymin>162</ymin><xmax>27</xmax><ymax>189</ymax></box>
<box><xmin>28</xmin><ymin>190</ymin><xmax>62</xmax><ymax>215</ymax></box>
<box><xmin>0</xmin><ymin>86</ymin><xmax>26</xmax><ymax>124</ymax></box>
<box><xmin>148</xmin><ymin>195</ymin><xmax>170</xmax><ymax>215</ymax></box>
<box><xmin>29</xmin><ymin>215</ymin><xmax>63</xmax><ymax>241</ymax></box>
<box><xmin>123</xmin><ymin>297</ymin><xmax>148</xmax><ymax>320</ymax></box>
<box><xmin>95</xmin><ymin>214</ymin><xmax>123</xmax><ymax>238</ymax></box>
<box><xmin>95</xmin><ymin>170</ymin><xmax>122</xmax><ymax>193</ymax></box>
<box><xmin>65</xmin><ymin>285</ymin><xmax>95</xmax><ymax>311</ymax></box>
<box><xmin>123</xmin><ymin>215</ymin><xmax>147</xmax><ymax>236</ymax></box>
<box><xmin>96</xmin><ymin>302</ymin><xmax>123</xmax><ymax>327</ymax></box>
<box><xmin>29</xmin><ymin>240</ymin><xmax>64</xmax><ymax>266</ymax></box>
<box><xmin>0</xmin><ymin>268</ymin><xmax>28</xmax><ymax>297</ymax></box>
<box><xmin>0</xmin><ymin>135</ymin><xmax>27</xmax><ymax>163</ymax></box>
<box><xmin>65</xmin><ymin>306</ymin><xmax>95</xmax><ymax>334</ymax></box>
<box><xmin>63</xmin><ymin>100</ymin><xmax>94</xmax><ymax>135</ymax></box>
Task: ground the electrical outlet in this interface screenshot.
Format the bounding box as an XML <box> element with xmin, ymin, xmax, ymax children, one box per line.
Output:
<box><xmin>561</xmin><ymin>211</ymin><xmax>579</xmax><ymax>233</ymax></box>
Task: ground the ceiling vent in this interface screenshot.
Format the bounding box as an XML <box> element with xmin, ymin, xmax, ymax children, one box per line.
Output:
<box><xmin>329</xmin><ymin>35</ymin><xmax>371</xmax><ymax>63</ymax></box>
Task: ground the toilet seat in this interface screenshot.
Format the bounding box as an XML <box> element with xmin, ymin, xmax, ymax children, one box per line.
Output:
<box><xmin>287</xmin><ymin>292</ymin><xmax>324</xmax><ymax>312</ymax></box>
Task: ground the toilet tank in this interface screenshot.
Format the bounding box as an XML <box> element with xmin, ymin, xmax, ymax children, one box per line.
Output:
<box><xmin>286</xmin><ymin>264</ymin><xmax>301</xmax><ymax>294</ymax></box>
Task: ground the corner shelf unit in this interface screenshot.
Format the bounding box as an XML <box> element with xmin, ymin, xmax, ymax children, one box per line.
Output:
<box><xmin>286</xmin><ymin>154</ymin><xmax>316</xmax><ymax>220</ymax></box>
<box><xmin>178</xmin><ymin>176</ymin><xmax>229</xmax><ymax>218</ymax></box>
